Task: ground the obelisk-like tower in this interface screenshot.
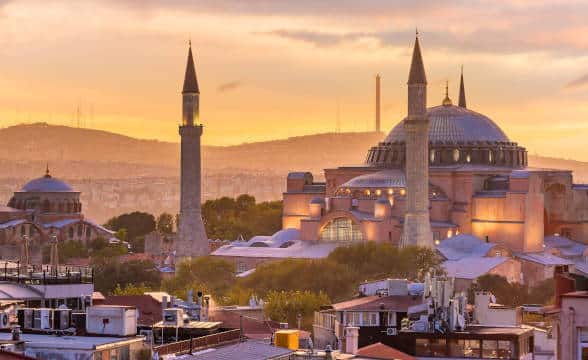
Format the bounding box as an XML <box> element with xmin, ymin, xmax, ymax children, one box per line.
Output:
<box><xmin>177</xmin><ymin>43</ymin><xmax>209</xmax><ymax>257</ymax></box>
<box><xmin>402</xmin><ymin>34</ymin><xmax>433</xmax><ymax>248</ymax></box>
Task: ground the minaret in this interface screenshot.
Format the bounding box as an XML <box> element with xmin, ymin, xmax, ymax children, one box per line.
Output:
<box><xmin>402</xmin><ymin>33</ymin><xmax>433</xmax><ymax>248</ymax></box>
<box><xmin>375</xmin><ymin>74</ymin><xmax>381</xmax><ymax>132</ymax></box>
<box><xmin>177</xmin><ymin>42</ymin><xmax>209</xmax><ymax>257</ymax></box>
<box><xmin>458</xmin><ymin>66</ymin><xmax>466</xmax><ymax>108</ymax></box>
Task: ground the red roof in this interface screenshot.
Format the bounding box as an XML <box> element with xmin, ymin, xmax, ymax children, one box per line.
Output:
<box><xmin>102</xmin><ymin>295</ymin><xmax>162</xmax><ymax>326</ymax></box>
<box><xmin>332</xmin><ymin>295</ymin><xmax>422</xmax><ymax>312</ymax></box>
<box><xmin>356</xmin><ymin>342</ymin><xmax>416</xmax><ymax>360</ymax></box>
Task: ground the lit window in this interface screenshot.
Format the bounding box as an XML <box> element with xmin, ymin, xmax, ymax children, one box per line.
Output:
<box><xmin>387</xmin><ymin>188</ymin><xmax>394</xmax><ymax>195</ymax></box>
<box><xmin>400</xmin><ymin>189</ymin><xmax>406</xmax><ymax>196</ymax></box>
<box><xmin>375</xmin><ymin>189</ymin><xmax>381</xmax><ymax>196</ymax></box>
<box><xmin>365</xmin><ymin>189</ymin><xmax>371</xmax><ymax>197</ymax></box>
<box><xmin>447</xmin><ymin>230</ymin><xmax>453</xmax><ymax>238</ymax></box>
<box><xmin>466</xmin><ymin>154</ymin><xmax>471</xmax><ymax>163</ymax></box>
<box><xmin>430</xmin><ymin>149</ymin><xmax>436</xmax><ymax>163</ymax></box>
<box><xmin>320</xmin><ymin>217</ymin><xmax>363</xmax><ymax>243</ymax></box>
<box><xmin>489</xmin><ymin>151</ymin><xmax>493</xmax><ymax>163</ymax></box>
<box><xmin>453</xmin><ymin>149</ymin><xmax>460</xmax><ymax>162</ymax></box>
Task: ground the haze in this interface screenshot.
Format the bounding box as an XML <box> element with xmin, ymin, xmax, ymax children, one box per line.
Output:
<box><xmin>0</xmin><ymin>0</ymin><xmax>587</xmax><ymax>159</ymax></box>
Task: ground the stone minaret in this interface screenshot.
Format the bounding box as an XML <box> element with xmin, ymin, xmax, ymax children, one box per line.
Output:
<box><xmin>177</xmin><ymin>43</ymin><xmax>209</xmax><ymax>257</ymax></box>
<box><xmin>458</xmin><ymin>66</ymin><xmax>467</xmax><ymax>108</ymax></box>
<box><xmin>402</xmin><ymin>34</ymin><xmax>433</xmax><ymax>248</ymax></box>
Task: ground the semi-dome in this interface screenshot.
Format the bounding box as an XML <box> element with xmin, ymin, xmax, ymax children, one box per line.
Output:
<box><xmin>21</xmin><ymin>172</ymin><xmax>74</xmax><ymax>192</ymax></box>
<box><xmin>385</xmin><ymin>105</ymin><xmax>510</xmax><ymax>144</ymax></box>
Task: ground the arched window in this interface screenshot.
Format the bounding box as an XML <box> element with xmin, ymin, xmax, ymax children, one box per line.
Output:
<box><xmin>69</xmin><ymin>227</ymin><xmax>74</xmax><ymax>239</ymax></box>
<box><xmin>77</xmin><ymin>224</ymin><xmax>83</xmax><ymax>237</ymax></box>
<box><xmin>430</xmin><ymin>149</ymin><xmax>436</xmax><ymax>164</ymax></box>
<box><xmin>320</xmin><ymin>217</ymin><xmax>363</xmax><ymax>243</ymax></box>
<box><xmin>42</xmin><ymin>199</ymin><xmax>51</xmax><ymax>213</ymax></box>
<box><xmin>453</xmin><ymin>149</ymin><xmax>460</xmax><ymax>162</ymax></box>
<box><xmin>86</xmin><ymin>227</ymin><xmax>91</xmax><ymax>239</ymax></box>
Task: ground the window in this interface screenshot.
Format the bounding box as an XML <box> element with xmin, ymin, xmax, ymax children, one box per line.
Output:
<box><xmin>453</xmin><ymin>149</ymin><xmax>460</xmax><ymax>162</ymax></box>
<box><xmin>430</xmin><ymin>149</ymin><xmax>436</xmax><ymax>163</ymax></box>
<box><xmin>69</xmin><ymin>227</ymin><xmax>74</xmax><ymax>239</ymax></box>
<box><xmin>497</xmin><ymin>340</ymin><xmax>513</xmax><ymax>359</ymax></box>
<box><xmin>320</xmin><ymin>218</ymin><xmax>363</xmax><ymax>243</ymax></box>
<box><xmin>482</xmin><ymin>340</ymin><xmax>498</xmax><ymax>358</ymax></box>
<box><xmin>77</xmin><ymin>224</ymin><xmax>83</xmax><ymax>237</ymax></box>
<box><xmin>86</xmin><ymin>227</ymin><xmax>91</xmax><ymax>239</ymax></box>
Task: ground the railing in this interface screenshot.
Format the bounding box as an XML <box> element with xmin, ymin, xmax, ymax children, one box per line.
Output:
<box><xmin>152</xmin><ymin>329</ymin><xmax>241</xmax><ymax>356</ymax></box>
<box><xmin>1</xmin><ymin>262</ymin><xmax>93</xmax><ymax>284</ymax></box>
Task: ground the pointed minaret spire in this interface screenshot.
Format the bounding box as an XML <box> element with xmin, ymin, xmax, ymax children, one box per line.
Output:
<box><xmin>442</xmin><ymin>80</ymin><xmax>452</xmax><ymax>106</ymax></box>
<box><xmin>459</xmin><ymin>65</ymin><xmax>467</xmax><ymax>108</ymax></box>
<box><xmin>408</xmin><ymin>33</ymin><xmax>427</xmax><ymax>85</ymax></box>
<box><xmin>45</xmin><ymin>163</ymin><xmax>51</xmax><ymax>178</ymax></box>
<box><xmin>182</xmin><ymin>42</ymin><xmax>199</xmax><ymax>94</ymax></box>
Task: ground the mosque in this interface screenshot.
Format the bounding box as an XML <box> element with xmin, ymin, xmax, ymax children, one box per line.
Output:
<box><xmin>212</xmin><ymin>35</ymin><xmax>588</xmax><ymax>285</ymax></box>
<box><xmin>0</xmin><ymin>167</ymin><xmax>116</xmax><ymax>263</ymax></box>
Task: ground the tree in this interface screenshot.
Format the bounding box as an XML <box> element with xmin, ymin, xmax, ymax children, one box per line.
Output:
<box><xmin>92</xmin><ymin>257</ymin><xmax>160</xmax><ymax>295</ymax></box>
<box><xmin>58</xmin><ymin>240</ymin><xmax>88</xmax><ymax>262</ymax></box>
<box><xmin>112</xmin><ymin>283</ymin><xmax>153</xmax><ymax>296</ymax></box>
<box><xmin>157</xmin><ymin>213</ymin><xmax>174</xmax><ymax>234</ymax></box>
<box><xmin>264</xmin><ymin>290</ymin><xmax>330</xmax><ymax>330</ymax></box>
<box><xmin>105</xmin><ymin>211</ymin><xmax>156</xmax><ymax>241</ymax></box>
<box><xmin>163</xmin><ymin>256</ymin><xmax>235</xmax><ymax>301</ymax></box>
<box><xmin>201</xmin><ymin>195</ymin><xmax>282</xmax><ymax>240</ymax></box>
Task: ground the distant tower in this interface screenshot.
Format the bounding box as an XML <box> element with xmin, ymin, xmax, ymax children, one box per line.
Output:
<box><xmin>402</xmin><ymin>34</ymin><xmax>433</xmax><ymax>248</ymax></box>
<box><xmin>458</xmin><ymin>66</ymin><xmax>467</xmax><ymax>108</ymax></box>
<box><xmin>177</xmin><ymin>43</ymin><xmax>209</xmax><ymax>257</ymax></box>
<box><xmin>375</xmin><ymin>74</ymin><xmax>381</xmax><ymax>132</ymax></box>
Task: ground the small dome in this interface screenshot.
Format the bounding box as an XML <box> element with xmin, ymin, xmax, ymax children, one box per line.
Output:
<box><xmin>385</xmin><ymin>105</ymin><xmax>510</xmax><ymax>144</ymax></box>
<box><xmin>21</xmin><ymin>174</ymin><xmax>74</xmax><ymax>192</ymax></box>
<box><xmin>310</xmin><ymin>197</ymin><xmax>325</xmax><ymax>205</ymax></box>
<box><xmin>340</xmin><ymin>170</ymin><xmax>406</xmax><ymax>189</ymax></box>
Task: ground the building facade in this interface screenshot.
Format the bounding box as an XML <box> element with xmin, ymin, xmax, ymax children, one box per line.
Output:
<box><xmin>281</xmin><ymin>35</ymin><xmax>588</xmax><ymax>254</ymax></box>
<box><xmin>0</xmin><ymin>168</ymin><xmax>115</xmax><ymax>263</ymax></box>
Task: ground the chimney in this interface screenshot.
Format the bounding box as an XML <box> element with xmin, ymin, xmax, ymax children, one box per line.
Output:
<box><xmin>375</xmin><ymin>74</ymin><xmax>381</xmax><ymax>132</ymax></box>
<box><xmin>344</xmin><ymin>326</ymin><xmax>359</xmax><ymax>355</ymax></box>
<box><xmin>162</xmin><ymin>296</ymin><xmax>168</xmax><ymax>312</ymax></box>
<box><xmin>554</xmin><ymin>265</ymin><xmax>575</xmax><ymax>307</ymax></box>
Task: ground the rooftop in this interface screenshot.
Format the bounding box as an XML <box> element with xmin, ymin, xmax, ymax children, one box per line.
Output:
<box><xmin>0</xmin><ymin>332</ymin><xmax>144</xmax><ymax>350</ymax></box>
<box><xmin>443</xmin><ymin>257</ymin><xmax>510</xmax><ymax>280</ymax></box>
<box><xmin>175</xmin><ymin>340</ymin><xmax>292</xmax><ymax>360</ymax></box>
<box><xmin>356</xmin><ymin>342</ymin><xmax>416</xmax><ymax>360</ymax></box>
<box><xmin>332</xmin><ymin>295</ymin><xmax>422</xmax><ymax>312</ymax></box>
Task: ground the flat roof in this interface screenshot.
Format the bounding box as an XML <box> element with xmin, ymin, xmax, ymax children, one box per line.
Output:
<box><xmin>0</xmin><ymin>333</ymin><xmax>144</xmax><ymax>350</ymax></box>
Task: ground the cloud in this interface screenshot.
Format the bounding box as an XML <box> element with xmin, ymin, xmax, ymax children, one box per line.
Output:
<box><xmin>217</xmin><ymin>81</ymin><xmax>243</xmax><ymax>93</ymax></box>
<box><xmin>565</xmin><ymin>73</ymin><xmax>588</xmax><ymax>89</ymax></box>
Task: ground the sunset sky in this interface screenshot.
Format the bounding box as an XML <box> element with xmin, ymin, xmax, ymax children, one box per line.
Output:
<box><xmin>0</xmin><ymin>1</ymin><xmax>587</xmax><ymax>159</ymax></box>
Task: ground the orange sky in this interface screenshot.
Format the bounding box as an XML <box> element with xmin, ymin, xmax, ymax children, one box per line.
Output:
<box><xmin>0</xmin><ymin>1</ymin><xmax>587</xmax><ymax>159</ymax></box>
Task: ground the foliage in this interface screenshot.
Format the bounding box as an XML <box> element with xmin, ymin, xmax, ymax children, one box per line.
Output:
<box><xmin>112</xmin><ymin>283</ymin><xmax>153</xmax><ymax>296</ymax></box>
<box><xmin>104</xmin><ymin>211</ymin><xmax>156</xmax><ymax>244</ymax></box>
<box><xmin>472</xmin><ymin>274</ymin><xmax>555</xmax><ymax>307</ymax></box>
<box><xmin>162</xmin><ymin>257</ymin><xmax>235</xmax><ymax>301</ymax></box>
<box><xmin>264</xmin><ymin>290</ymin><xmax>330</xmax><ymax>330</ymax></box>
<box><xmin>89</xmin><ymin>237</ymin><xmax>109</xmax><ymax>252</ymax></box>
<box><xmin>92</xmin><ymin>258</ymin><xmax>160</xmax><ymax>295</ymax></box>
<box><xmin>58</xmin><ymin>240</ymin><xmax>88</xmax><ymax>262</ymax></box>
<box><xmin>238</xmin><ymin>243</ymin><xmax>442</xmax><ymax>302</ymax></box>
<box><xmin>202</xmin><ymin>195</ymin><xmax>282</xmax><ymax>240</ymax></box>
<box><xmin>157</xmin><ymin>213</ymin><xmax>174</xmax><ymax>234</ymax></box>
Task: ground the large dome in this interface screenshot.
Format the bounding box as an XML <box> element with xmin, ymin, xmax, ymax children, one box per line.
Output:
<box><xmin>21</xmin><ymin>174</ymin><xmax>74</xmax><ymax>192</ymax></box>
<box><xmin>385</xmin><ymin>105</ymin><xmax>510</xmax><ymax>144</ymax></box>
<box><xmin>366</xmin><ymin>102</ymin><xmax>527</xmax><ymax>169</ymax></box>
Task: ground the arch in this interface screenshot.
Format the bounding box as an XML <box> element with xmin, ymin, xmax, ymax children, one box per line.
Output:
<box><xmin>42</xmin><ymin>199</ymin><xmax>51</xmax><ymax>213</ymax></box>
<box><xmin>319</xmin><ymin>213</ymin><xmax>363</xmax><ymax>243</ymax></box>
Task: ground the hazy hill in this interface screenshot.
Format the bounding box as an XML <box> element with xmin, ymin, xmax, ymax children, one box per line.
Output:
<box><xmin>1</xmin><ymin>123</ymin><xmax>588</xmax><ymax>182</ymax></box>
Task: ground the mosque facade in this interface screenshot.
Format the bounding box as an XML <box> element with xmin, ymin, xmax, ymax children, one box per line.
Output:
<box><xmin>282</xmin><ymin>36</ymin><xmax>588</xmax><ymax>254</ymax></box>
<box><xmin>0</xmin><ymin>167</ymin><xmax>115</xmax><ymax>263</ymax></box>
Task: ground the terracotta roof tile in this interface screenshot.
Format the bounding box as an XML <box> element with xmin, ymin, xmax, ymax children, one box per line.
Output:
<box><xmin>356</xmin><ymin>342</ymin><xmax>416</xmax><ymax>360</ymax></box>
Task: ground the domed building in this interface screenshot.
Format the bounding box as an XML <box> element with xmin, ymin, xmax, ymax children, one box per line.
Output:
<box><xmin>282</xmin><ymin>36</ymin><xmax>588</xmax><ymax>257</ymax></box>
<box><xmin>0</xmin><ymin>167</ymin><xmax>115</xmax><ymax>263</ymax></box>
